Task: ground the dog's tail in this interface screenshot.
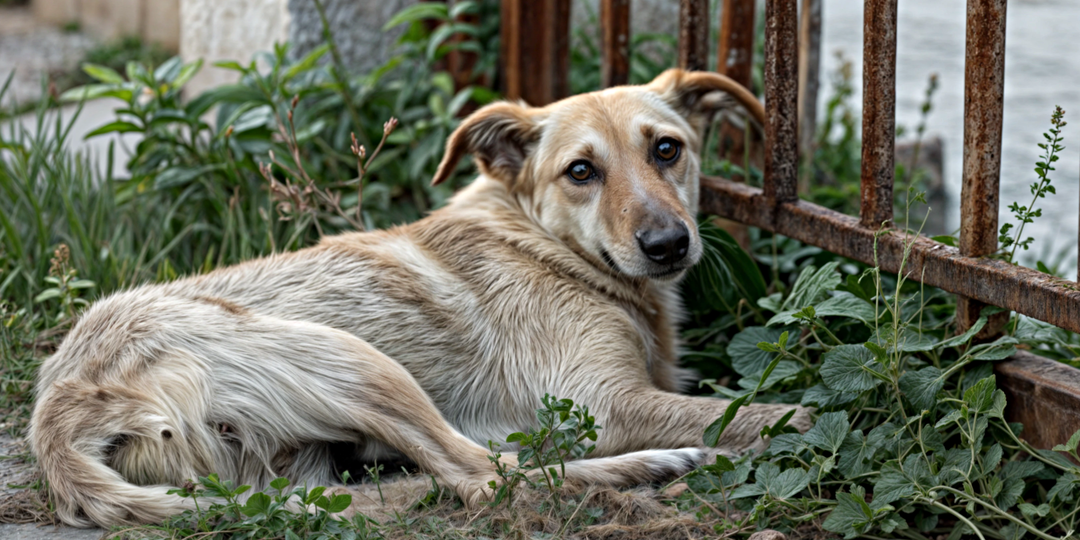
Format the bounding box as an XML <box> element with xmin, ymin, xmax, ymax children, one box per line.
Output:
<box><xmin>29</xmin><ymin>381</ymin><xmax>198</xmax><ymax>528</ymax></box>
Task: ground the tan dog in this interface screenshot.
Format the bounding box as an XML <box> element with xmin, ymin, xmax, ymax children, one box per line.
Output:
<box><xmin>30</xmin><ymin>69</ymin><xmax>809</xmax><ymax>528</ymax></box>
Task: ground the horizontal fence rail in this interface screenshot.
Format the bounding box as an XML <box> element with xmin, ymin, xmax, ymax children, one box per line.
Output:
<box><xmin>491</xmin><ymin>0</ymin><xmax>1080</xmax><ymax>448</ymax></box>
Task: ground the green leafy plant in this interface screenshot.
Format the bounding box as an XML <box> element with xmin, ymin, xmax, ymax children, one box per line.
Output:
<box><xmin>998</xmin><ymin>106</ymin><xmax>1067</xmax><ymax>264</ymax></box>
<box><xmin>487</xmin><ymin>395</ymin><xmax>599</xmax><ymax>509</ymax></box>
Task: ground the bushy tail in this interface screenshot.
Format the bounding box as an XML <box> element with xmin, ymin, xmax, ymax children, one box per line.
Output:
<box><xmin>30</xmin><ymin>383</ymin><xmax>196</xmax><ymax>528</ymax></box>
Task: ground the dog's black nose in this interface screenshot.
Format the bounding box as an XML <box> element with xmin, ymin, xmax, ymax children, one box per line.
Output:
<box><xmin>636</xmin><ymin>223</ymin><xmax>690</xmax><ymax>265</ymax></box>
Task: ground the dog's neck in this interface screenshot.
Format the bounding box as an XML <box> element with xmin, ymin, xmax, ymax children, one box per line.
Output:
<box><xmin>433</xmin><ymin>175</ymin><xmax>687</xmax><ymax>389</ymax></box>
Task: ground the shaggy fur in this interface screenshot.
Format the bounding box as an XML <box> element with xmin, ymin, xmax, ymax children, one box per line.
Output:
<box><xmin>30</xmin><ymin>69</ymin><xmax>809</xmax><ymax>528</ymax></box>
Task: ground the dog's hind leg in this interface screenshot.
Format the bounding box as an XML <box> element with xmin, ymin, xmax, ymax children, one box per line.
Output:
<box><xmin>205</xmin><ymin>316</ymin><xmax>507</xmax><ymax>508</ymax></box>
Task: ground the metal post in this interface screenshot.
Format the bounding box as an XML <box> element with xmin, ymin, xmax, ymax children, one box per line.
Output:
<box><xmin>957</xmin><ymin>0</ymin><xmax>1008</xmax><ymax>334</ymax></box>
<box><xmin>679</xmin><ymin>0</ymin><xmax>709</xmax><ymax>71</ymax></box>
<box><xmin>763</xmin><ymin>0</ymin><xmax>800</xmax><ymax>214</ymax></box>
<box><xmin>798</xmin><ymin>0</ymin><xmax>822</xmax><ymax>191</ymax></box>
<box><xmin>601</xmin><ymin>0</ymin><xmax>631</xmax><ymax>88</ymax></box>
<box><xmin>859</xmin><ymin>0</ymin><xmax>898</xmax><ymax>229</ymax></box>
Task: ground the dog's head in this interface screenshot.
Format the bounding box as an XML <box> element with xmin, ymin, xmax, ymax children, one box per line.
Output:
<box><xmin>433</xmin><ymin>69</ymin><xmax>764</xmax><ymax>281</ymax></box>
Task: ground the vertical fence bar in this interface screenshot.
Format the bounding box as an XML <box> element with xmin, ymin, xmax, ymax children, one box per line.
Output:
<box><xmin>679</xmin><ymin>0</ymin><xmax>709</xmax><ymax>71</ymax></box>
<box><xmin>798</xmin><ymin>0</ymin><xmax>822</xmax><ymax>191</ymax></box>
<box><xmin>859</xmin><ymin>0</ymin><xmax>898</xmax><ymax>229</ymax></box>
<box><xmin>499</xmin><ymin>0</ymin><xmax>570</xmax><ymax>106</ymax></box>
<box><xmin>718</xmin><ymin>0</ymin><xmax>756</xmax><ymax>84</ymax></box>
<box><xmin>763</xmin><ymin>0</ymin><xmax>800</xmax><ymax>211</ymax></box>
<box><xmin>717</xmin><ymin>0</ymin><xmax>758</xmax><ymax>185</ymax></box>
<box><xmin>957</xmin><ymin>0</ymin><xmax>1008</xmax><ymax>333</ymax></box>
<box><xmin>601</xmin><ymin>0</ymin><xmax>631</xmax><ymax>88</ymax></box>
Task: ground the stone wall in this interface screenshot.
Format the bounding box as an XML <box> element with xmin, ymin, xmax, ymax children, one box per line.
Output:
<box><xmin>32</xmin><ymin>0</ymin><xmax>181</xmax><ymax>51</ymax></box>
<box><xmin>179</xmin><ymin>0</ymin><xmax>291</xmax><ymax>97</ymax></box>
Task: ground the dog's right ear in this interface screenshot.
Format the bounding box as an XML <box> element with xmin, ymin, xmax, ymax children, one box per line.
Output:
<box><xmin>431</xmin><ymin>101</ymin><xmax>541</xmax><ymax>186</ymax></box>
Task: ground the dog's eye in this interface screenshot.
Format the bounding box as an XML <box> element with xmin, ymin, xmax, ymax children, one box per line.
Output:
<box><xmin>566</xmin><ymin>161</ymin><xmax>596</xmax><ymax>184</ymax></box>
<box><xmin>655</xmin><ymin>138</ymin><xmax>681</xmax><ymax>163</ymax></box>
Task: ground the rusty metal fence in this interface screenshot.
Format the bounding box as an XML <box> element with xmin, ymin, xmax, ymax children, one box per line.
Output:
<box><xmin>487</xmin><ymin>0</ymin><xmax>1080</xmax><ymax>448</ymax></box>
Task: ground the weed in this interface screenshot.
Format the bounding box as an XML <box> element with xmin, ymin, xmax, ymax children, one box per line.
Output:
<box><xmin>998</xmin><ymin>106</ymin><xmax>1067</xmax><ymax>264</ymax></box>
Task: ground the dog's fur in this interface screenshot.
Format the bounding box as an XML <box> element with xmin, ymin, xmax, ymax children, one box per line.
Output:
<box><xmin>30</xmin><ymin>69</ymin><xmax>809</xmax><ymax>528</ymax></box>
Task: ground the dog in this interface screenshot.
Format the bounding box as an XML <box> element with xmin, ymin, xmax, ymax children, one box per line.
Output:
<box><xmin>30</xmin><ymin>68</ymin><xmax>810</xmax><ymax>528</ymax></box>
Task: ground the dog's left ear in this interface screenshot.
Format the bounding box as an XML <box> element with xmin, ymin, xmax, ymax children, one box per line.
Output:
<box><xmin>647</xmin><ymin>68</ymin><xmax>766</xmax><ymax>134</ymax></box>
<box><xmin>432</xmin><ymin>101</ymin><xmax>541</xmax><ymax>186</ymax></box>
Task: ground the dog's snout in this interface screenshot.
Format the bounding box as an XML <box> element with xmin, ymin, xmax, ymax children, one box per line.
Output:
<box><xmin>636</xmin><ymin>223</ymin><xmax>690</xmax><ymax>265</ymax></box>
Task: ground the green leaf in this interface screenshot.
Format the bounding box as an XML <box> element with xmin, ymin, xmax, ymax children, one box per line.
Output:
<box><xmin>781</xmin><ymin>262</ymin><xmax>842</xmax><ymax>312</ymax></box>
<box><xmin>872</xmin><ymin>456</ymin><xmax>933</xmax><ymax>507</ymax></box>
<box><xmin>68</xmin><ymin>279</ymin><xmax>95</xmax><ymax>289</ymax></box>
<box><xmin>803</xmin><ymin>411</ymin><xmax>850</xmax><ymax>454</ymax></box>
<box><xmin>60</xmin><ymin>84</ymin><xmax>134</xmax><ymax>102</ymax></box>
<box><xmin>766</xmin><ymin>433</ymin><xmax>809</xmax><ymax>456</ymax></box>
<box><xmin>728</xmin><ymin>326</ymin><xmax>784</xmax><ymax>378</ymax></box>
<box><xmin>963</xmin><ymin>375</ymin><xmax>997</xmax><ymax>414</ymax></box>
<box><xmin>172</xmin><ymin>59</ymin><xmax>203</xmax><ymax>89</ymax></box>
<box><xmin>822</xmin><ymin>485</ymin><xmax>874</xmax><ymax>539</ymax></box>
<box><xmin>33</xmin><ymin>289</ymin><xmax>62</xmax><ymax>303</ymax></box>
<box><xmin>270</xmin><ymin>477</ymin><xmax>289</xmax><ymax>491</ymax></box>
<box><xmin>383</xmin><ymin>3</ymin><xmax>448</xmax><ymax>30</ymax></box>
<box><xmin>768</xmin><ymin>292</ymin><xmax>877</xmax><ymax>326</ymax></box>
<box><xmin>240</xmin><ymin>492</ymin><xmax>271</xmax><ymax>517</ymax></box>
<box><xmin>898</xmin><ymin>366</ymin><xmax>944</xmax><ymax>411</ymax></box>
<box><xmin>801</xmin><ymin>384</ymin><xmax>859</xmax><ymax>408</ymax></box>
<box><xmin>82</xmin><ymin>63</ymin><xmax>125</xmax><ymax>84</ymax></box>
<box><xmin>326</xmin><ymin>493</ymin><xmax>352</xmax><ymax>513</ymax></box>
<box><xmin>871</xmin><ymin>325</ymin><xmax>937</xmax><ymax>353</ymax></box>
<box><xmin>84</xmin><ymin>121</ymin><xmax>143</xmax><ymax>139</ymax></box>
<box><xmin>284</xmin><ymin>44</ymin><xmax>330</xmax><ymax>81</ymax></box>
<box><xmin>153</xmin><ymin>164</ymin><xmax>225</xmax><ymax>191</ymax></box>
<box><xmin>703</xmin><ymin>395</ymin><xmax>749</xmax><ymax>447</ymax></box>
<box><xmin>838</xmin><ymin>430</ymin><xmax>877</xmax><ymax>478</ymax></box>
<box><xmin>938</xmin><ymin>316</ymin><xmax>987</xmax><ymax>349</ymax></box>
<box><xmin>821</xmin><ymin>345</ymin><xmax>885</xmax><ymax>393</ymax></box>
<box><xmin>1052</xmin><ymin>429</ymin><xmax>1080</xmax><ymax>453</ymax></box>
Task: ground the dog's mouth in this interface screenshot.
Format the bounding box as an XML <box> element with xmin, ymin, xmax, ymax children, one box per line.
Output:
<box><xmin>599</xmin><ymin>247</ymin><xmax>691</xmax><ymax>281</ymax></box>
<box><xmin>648</xmin><ymin>266</ymin><xmax>687</xmax><ymax>280</ymax></box>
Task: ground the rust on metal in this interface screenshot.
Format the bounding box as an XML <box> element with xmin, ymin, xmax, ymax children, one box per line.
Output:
<box><xmin>600</xmin><ymin>0</ymin><xmax>631</xmax><ymax>88</ymax></box>
<box><xmin>957</xmin><ymin>0</ymin><xmax>1009</xmax><ymax>332</ymax></box>
<box><xmin>678</xmin><ymin>0</ymin><xmax>709</xmax><ymax>72</ymax></box>
<box><xmin>763</xmin><ymin>0</ymin><xmax>800</xmax><ymax>214</ymax></box>
<box><xmin>699</xmin><ymin>176</ymin><xmax>1080</xmax><ymax>334</ymax></box>
<box><xmin>499</xmin><ymin>0</ymin><xmax>570</xmax><ymax>106</ymax></box>
<box><xmin>797</xmin><ymin>0</ymin><xmax>821</xmax><ymax>191</ymax></box>
<box><xmin>716</xmin><ymin>0</ymin><xmax>759</xmax><ymax>185</ymax></box>
<box><xmin>859</xmin><ymin>0</ymin><xmax>897</xmax><ymax>230</ymax></box>
<box><xmin>718</xmin><ymin>0</ymin><xmax>756</xmax><ymax>84</ymax></box>
<box><xmin>996</xmin><ymin>352</ymin><xmax>1080</xmax><ymax>450</ymax></box>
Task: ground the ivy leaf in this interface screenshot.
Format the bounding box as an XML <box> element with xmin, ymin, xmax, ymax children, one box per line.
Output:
<box><xmin>729</xmin><ymin>326</ymin><xmax>784</xmax><ymax>378</ymax></box>
<box><xmin>822</xmin><ymin>485</ymin><xmax>874</xmax><ymax>539</ymax></box>
<box><xmin>898</xmin><ymin>367</ymin><xmax>945</xmax><ymax>411</ymax></box>
<box><xmin>804</xmin><ymin>411</ymin><xmax>850</xmax><ymax>454</ymax></box>
<box><xmin>821</xmin><ymin>345</ymin><xmax>885</xmax><ymax>393</ymax></box>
